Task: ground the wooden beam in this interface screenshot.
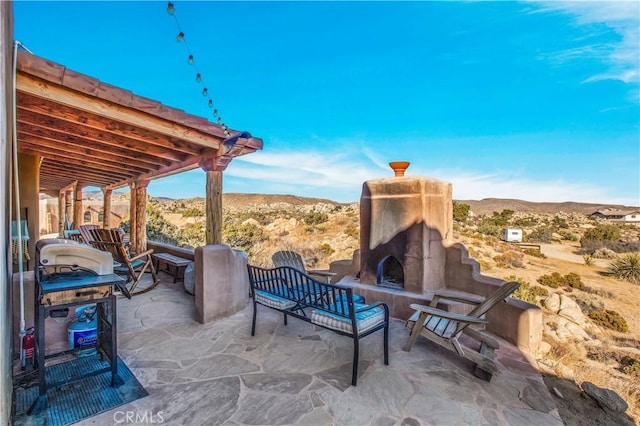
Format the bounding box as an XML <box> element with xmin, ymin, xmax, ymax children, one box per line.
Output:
<box><xmin>19</xmin><ymin>140</ymin><xmax>150</xmax><ymax>175</ymax></box>
<box><xmin>37</xmin><ymin>158</ymin><xmax>134</xmax><ymax>182</ymax></box>
<box><xmin>18</xmin><ymin>128</ymin><xmax>167</xmax><ymax>170</ymax></box>
<box><xmin>73</xmin><ymin>186</ymin><xmax>83</xmax><ymax>229</ymax></box>
<box><xmin>17</xmin><ymin>74</ymin><xmax>224</xmax><ymax>150</ymax></box>
<box><xmin>17</xmin><ymin>106</ymin><xmax>193</xmax><ymax>163</ymax></box>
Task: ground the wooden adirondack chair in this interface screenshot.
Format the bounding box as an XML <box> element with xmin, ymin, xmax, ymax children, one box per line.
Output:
<box><xmin>89</xmin><ymin>228</ymin><xmax>159</xmax><ymax>298</ymax></box>
<box><xmin>272</xmin><ymin>250</ymin><xmax>336</xmax><ymax>283</ymax></box>
<box><xmin>403</xmin><ymin>281</ymin><xmax>520</xmax><ymax>381</ymax></box>
<box><xmin>78</xmin><ymin>224</ymin><xmax>100</xmax><ymax>245</ymax></box>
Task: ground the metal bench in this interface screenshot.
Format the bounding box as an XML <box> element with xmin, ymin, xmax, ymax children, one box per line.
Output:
<box><xmin>247</xmin><ymin>264</ymin><xmax>389</xmax><ymax>386</ymax></box>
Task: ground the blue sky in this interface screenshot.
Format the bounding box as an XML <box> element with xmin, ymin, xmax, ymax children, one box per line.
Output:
<box><xmin>14</xmin><ymin>1</ymin><xmax>640</xmax><ymax>205</ymax></box>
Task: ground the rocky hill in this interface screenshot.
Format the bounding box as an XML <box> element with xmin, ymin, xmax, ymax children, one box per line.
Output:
<box><xmin>458</xmin><ymin>198</ymin><xmax>638</xmax><ymax>216</ymax></box>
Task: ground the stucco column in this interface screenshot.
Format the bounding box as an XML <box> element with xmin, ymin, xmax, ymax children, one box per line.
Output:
<box><xmin>199</xmin><ymin>157</ymin><xmax>226</xmax><ymax>245</ymax></box>
<box><xmin>102</xmin><ymin>187</ymin><xmax>112</xmax><ymax>228</ymax></box>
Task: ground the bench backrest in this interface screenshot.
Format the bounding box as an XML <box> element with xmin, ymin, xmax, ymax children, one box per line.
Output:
<box><xmin>247</xmin><ymin>265</ymin><xmax>355</xmax><ymax>319</ymax></box>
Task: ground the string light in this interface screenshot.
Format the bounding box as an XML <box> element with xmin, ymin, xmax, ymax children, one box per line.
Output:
<box><xmin>166</xmin><ymin>2</ymin><xmax>230</xmax><ymax>137</ymax></box>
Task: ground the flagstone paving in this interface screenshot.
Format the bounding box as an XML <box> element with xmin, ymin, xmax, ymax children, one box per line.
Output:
<box><xmin>78</xmin><ymin>275</ymin><xmax>562</xmax><ymax>426</ymax></box>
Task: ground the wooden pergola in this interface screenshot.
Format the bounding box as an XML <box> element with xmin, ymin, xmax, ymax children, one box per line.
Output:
<box><xmin>15</xmin><ymin>50</ymin><xmax>263</xmax><ymax>252</ymax></box>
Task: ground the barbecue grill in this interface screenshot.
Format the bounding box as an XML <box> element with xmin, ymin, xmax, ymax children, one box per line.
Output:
<box><xmin>29</xmin><ymin>238</ymin><xmax>125</xmax><ymax>415</ymax></box>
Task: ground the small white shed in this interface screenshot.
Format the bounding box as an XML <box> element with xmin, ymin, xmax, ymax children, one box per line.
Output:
<box><xmin>502</xmin><ymin>228</ymin><xmax>523</xmax><ymax>242</ymax></box>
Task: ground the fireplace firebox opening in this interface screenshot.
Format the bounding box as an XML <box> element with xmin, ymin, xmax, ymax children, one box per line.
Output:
<box><xmin>376</xmin><ymin>256</ymin><xmax>404</xmax><ymax>290</ymax></box>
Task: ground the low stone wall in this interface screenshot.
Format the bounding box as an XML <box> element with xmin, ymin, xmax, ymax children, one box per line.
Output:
<box><xmin>332</xmin><ymin>242</ymin><xmax>542</xmax><ymax>355</ymax></box>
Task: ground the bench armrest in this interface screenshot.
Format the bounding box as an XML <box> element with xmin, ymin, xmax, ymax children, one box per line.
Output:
<box><xmin>409</xmin><ymin>303</ymin><xmax>487</xmax><ymax>325</ymax></box>
<box><xmin>430</xmin><ymin>289</ymin><xmax>485</xmax><ymax>307</ymax></box>
<box><xmin>308</xmin><ymin>270</ymin><xmax>337</xmax><ymax>277</ymax></box>
<box><xmin>355</xmin><ymin>302</ymin><xmax>388</xmax><ymax>314</ymax></box>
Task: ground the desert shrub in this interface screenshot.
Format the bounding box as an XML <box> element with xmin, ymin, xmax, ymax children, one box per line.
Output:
<box><xmin>477</xmin><ymin>259</ymin><xmax>493</xmax><ymax>271</ymax></box>
<box><xmin>505</xmin><ymin>275</ymin><xmax>548</xmax><ymax>304</ymax></box>
<box><xmin>552</xmin><ymin>216</ymin><xmax>569</xmax><ymax>229</ymax></box>
<box><xmin>592</xmin><ymin>247</ymin><xmax>618</xmax><ymax>259</ymax></box>
<box><xmin>303</xmin><ymin>210</ymin><xmax>328</xmax><ymax>226</ymax></box>
<box><xmin>579</xmin><ymin>239</ymin><xmax>640</xmax><ymax>254</ymax></box>
<box><xmin>493</xmin><ymin>251</ymin><xmax>524</xmax><ymax>268</ymax></box>
<box><xmin>537</xmin><ymin>272</ymin><xmax>565</xmax><ymax>288</ymax></box>
<box><xmin>143</xmin><ymin>204</ymin><xmax>180</xmax><ymax>245</ymax></box>
<box><xmin>452</xmin><ymin>201</ymin><xmax>470</xmax><ymax>222</ymax></box>
<box><xmin>524</xmin><ymin>248</ymin><xmax>546</xmax><ymax>258</ymax></box>
<box><xmin>223</xmin><ymin>221</ymin><xmax>268</xmax><ymax>253</ymax></box>
<box><xmin>318</xmin><ymin>243</ymin><xmax>334</xmax><ymax>256</ymax></box>
<box><xmin>476</xmin><ymin>223</ymin><xmax>501</xmax><ymax>238</ymax></box>
<box><xmin>564</xmin><ymin>272</ymin><xmax>584</xmax><ymax>289</ymax></box>
<box><xmin>344</xmin><ymin>226</ymin><xmax>359</xmax><ymax>239</ymax></box>
<box><xmin>181</xmin><ymin>207</ymin><xmax>204</xmax><ymax>218</ymax></box>
<box><xmin>583</xmin><ymin>254</ymin><xmax>594</xmax><ymax>266</ymax></box>
<box><xmin>574</xmin><ymin>295</ymin><xmax>605</xmax><ymax>315</ymax></box>
<box><xmin>582</xmin><ymin>286</ymin><xmax>615</xmax><ymax>298</ymax></box>
<box><xmin>583</xmin><ymin>224</ymin><xmax>623</xmax><ymax>242</ymax></box>
<box><xmin>178</xmin><ymin>222</ymin><xmax>205</xmax><ymax>248</ymax></box>
<box><xmin>559</xmin><ymin>231</ymin><xmax>580</xmax><ymax>242</ymax></box>
<box><xmin>588</xmin><ymin>309</ymin><xmax>629</xmax><ymax>332</ymax></box>
<box><xmin>530</xmin><ymin>286</ymin><xmax>550</xmax><ymax>298</ymax></box>
<box><xmin>608</xmin><ymin>254</ymin><xmax>640</xmax><ymax>284</ymax></box>
<box><xmin>525</xmin><ymin>227</ymin><xmax>554</xmax><ymax>243</ymax></box>
<box><xmin>512</xmin><ymin>216</ymin><xmax>537</xmax><ymax>227</ymax></box>
<box><xmin>622</xmin><ymin>360</ymin><xmax>640</xmax><ymax>376</ymax></box>
<box><xmin>537</xmin><ymin>272</ymin><xmax>583</xmax><ymax>289</ymax></box>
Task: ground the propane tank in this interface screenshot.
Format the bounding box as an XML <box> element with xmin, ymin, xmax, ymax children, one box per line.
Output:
<box><xmin>21</xmin><ymin>327</ymin><xmax>35</xmax><ymax>372</ymax></box>
<box><xmin>68</xmin><ymin>305</ymin><xmax>98</xmax><ymax>350</ymax></box>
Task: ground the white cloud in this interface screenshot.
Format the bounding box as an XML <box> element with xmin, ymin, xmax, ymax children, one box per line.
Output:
<box><xmin>227</xmin><ymin>149</ymin><xmax>638</xmax><ymax>206</ymax></box>
<box><xmin>531</xmin><ymin>1</ymin><xmax>640</xmax><ymax>85</ymax></box>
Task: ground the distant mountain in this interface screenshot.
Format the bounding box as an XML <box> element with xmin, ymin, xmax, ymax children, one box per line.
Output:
<box><xmin>44</xmin><ymin>191</ymin><xmax>635</xmax><ymax>216</ymax></box>
<box><xmin>457</xmin><ymin>198</ymin><xmax>639</xmax><ymax>216</ymax></box>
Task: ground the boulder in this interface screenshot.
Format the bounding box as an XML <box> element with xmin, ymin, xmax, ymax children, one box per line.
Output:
<box><xmin>544</xmin><ymin>293</ymin><xmax>561</xmax><ymax>312</ymax></box>
<box><xmin>582</xmin><ymin>382</ymin><xmax>629</xmax><ymax>413</ymax></box>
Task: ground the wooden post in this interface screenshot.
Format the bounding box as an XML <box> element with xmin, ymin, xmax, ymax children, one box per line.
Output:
<box><xmin>200</xmin><ymin>157</ymin><xmax>225</xmax><ymax>245</ymax></box>
<box><xmin>73</xmin><ymin>186</ymin><xmax>83</xmax><ymax>229</ymax></box>
<box><xmin>64</xmin><ymin>190</ymin><xmax>72</xmax><ymax>229</ymax></box>
<box><xmin>128</xmin><ymin>182</ymin><xmax>136</xmax><ymax>251</ymax></box>
<box><xmin>58</xmin><ymin>190</ymin><xmax>65</xmax><ymax>235</ymax></box>
<box><xmin>132</xmin><ymin>180</ymin><xmax>149</xmax><ymax>253</ymax></box>
<box><xmin>102</xmin><ymin>187</ymin><xmax>112</xmax><ymax>228</ymax></box>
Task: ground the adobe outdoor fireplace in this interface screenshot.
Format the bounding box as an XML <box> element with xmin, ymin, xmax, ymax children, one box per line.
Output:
<box><xmin>359</xmin><ymin>163</ymin><xmax>453</xmax><ymax>294</ymax></box>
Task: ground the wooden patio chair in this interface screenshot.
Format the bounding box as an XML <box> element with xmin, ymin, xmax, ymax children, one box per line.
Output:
<box><xmin>272</xmin><ymin>250</ymin><xmax>336</xmax><ymax>283</ymax></box>
<box><xmin>89</xmin><ymin>228</ymin><xmax>159</xmax><ymax>298</ymax></box>
<box><xmin>403</xmin><ymin>281</ymin><xmax>520</xmax><ymax>381</ymax></box>
<box><xmin>78</xmin><ymin>224</ymin><xmax>100</xmax><ymax>245</ymax></box>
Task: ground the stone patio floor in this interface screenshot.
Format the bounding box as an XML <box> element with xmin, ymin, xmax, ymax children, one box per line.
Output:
<box><xmin>78</xmin><ymin>274</ymin><xmax>562</xmax><ymax>426</ymax></box>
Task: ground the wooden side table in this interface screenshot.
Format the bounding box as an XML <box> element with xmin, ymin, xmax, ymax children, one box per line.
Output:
<box><xmin>152</xmin><ymin>253</ymin><xmax>192</xmax><ymax>283</ymax></box>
